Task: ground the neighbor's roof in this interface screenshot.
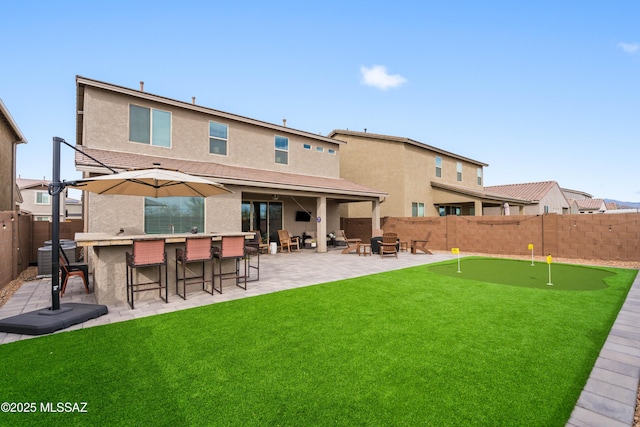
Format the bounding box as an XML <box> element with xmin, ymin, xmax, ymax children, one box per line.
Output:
<box><xmin>76</xmin><ymin>75</ymin><xmax>344</xmax><ymax>148</ymax></box>
<box><xmin>431</xmin><ymin>181</ymin><xmax>532</xmax><ymax>205</ymax></box>
<box><xmin>0</xmin><ymin>99</ymin><xmax>28</xmax><ymax>144</ymax></box>
<box><xmin>74</xmin><ymin>147</ymin><xmax>388</xmax><ymax>200</ymax></box>
<box><xmin>483</xmin><ymin>181</ymin><xmax>561</xmax><ymax>202</ymax></box>
<box><xmin>16</xmin><ymin>178</ymin><xmax>49</xmax><ymax>190</ymax></box>
<box><xmin>572</xmin><ymin>198</ymin><xmax>606</xmax><ymax>211</ymax></box>
<box><xmin>328</xmin><ymin>129</ymin><xmax>488</xmax><ymax>167</ymax></box>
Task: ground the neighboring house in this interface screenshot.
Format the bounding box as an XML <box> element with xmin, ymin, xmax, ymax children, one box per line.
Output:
<box><xmin>74</xmin><ymin>76</ymin><xmax>387</xmax><ymax>252</ymax></box>
<box><xmin>65</xmin><ymin>196</ymin><xmax>83</xmax><ymax>220</ymax></box>
<box><xmin>0</xmin><ymin>99</ymin><xmax>28</xmax><ymax>211</ymax></box>
<box><xmin>568</xmin><ymin>198</ymin><xmax>607</xmax><ymax>214</ymax></box>
<box><xmin>484</xmin><ymin>181</ymin><xmax>570</xmax><ymax>215</ymax></box>
<box><xmin>16</xmin><ymin>178</ymin><xmax>66</xmax><ymax>221</ymax></box>
<box><xmin>329</xmin><ymin>129</ymin><xmax>526</xmax><ymax>217</ymax></box>
<box><xmin>562</xmin><ymin>188</ymin><xmax>592</xmax><ymax>201</ymax></box>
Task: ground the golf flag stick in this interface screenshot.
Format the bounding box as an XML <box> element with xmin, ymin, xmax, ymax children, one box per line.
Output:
<box><xmin>452</xmin><ymin>248</ymin><xmax>461</xmax><ymax>273</ymax></box>
<box><xmin>546</xmin><ymin>254</ymin><xmax>553</xmax><ymax>285</ymax></box>
<box><xmin>528</xmin><ymin>243</ymin><xmax>534</xmax><ymax>266</ymax></box>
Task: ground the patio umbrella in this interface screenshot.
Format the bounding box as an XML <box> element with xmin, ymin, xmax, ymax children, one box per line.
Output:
<box><xmin>67</xmin><ymin>166</ymin><xmax>232</xmax><ymax>198</ymax></box>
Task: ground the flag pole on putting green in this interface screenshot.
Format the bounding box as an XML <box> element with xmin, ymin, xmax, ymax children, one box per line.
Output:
<box><xmin>528</xmin><ymin>243</ymin><xmax>534</xmax><ymax>266</ymax></box>
<box><xmin>452</xmin><ymin>247</ymin><xmax>461</xmax><ymax>273</ymax></box>
<box><xmin>546</xmin><ymin>254</ymin><xmax>553</xmax><ymax>285</ymax></box>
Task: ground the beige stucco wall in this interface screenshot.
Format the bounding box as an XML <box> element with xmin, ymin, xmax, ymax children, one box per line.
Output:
<box><xmin>87</xmin><ymin>188</ymin><xmax>241</xmax><ymax>234</ymax></box>
<box><xmin>82</xmin><ymin>87</ymin><xmax>341</xmax><ymax>178</ymax></box>
<box><xmin>19</xmin><ymin>187</ymin><xmax>65</xmax><ymax>220</ymax></box>
<box><xmin>336</xmin><ymin>133</ymin><xmax>484</xmax><ymax>218</ymax></box>
<box><xmin>0</xmin><ymin>121</ymin><xmax>15</xmax><ymax>211</ymax></box>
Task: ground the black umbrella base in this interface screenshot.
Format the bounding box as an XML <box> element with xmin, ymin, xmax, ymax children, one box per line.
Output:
<box><xmin>0</xmin><ymin>303</ymin><xmax>108</xmax><ymax>336</ymax></box>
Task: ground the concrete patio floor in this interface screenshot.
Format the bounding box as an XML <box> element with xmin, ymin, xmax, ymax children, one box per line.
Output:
<box><xmin>0</xmin><ymin>247</ymin><xmax>638</xmax><ymax>426</ymax></box>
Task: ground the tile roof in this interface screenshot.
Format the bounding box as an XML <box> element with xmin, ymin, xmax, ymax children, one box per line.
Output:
<box><xmin>483</xmin><ymin>181</ymin><xmax>560</xmax><ymax>202</ymax></box>
<box><xmin>74</xmin><ymin>147</ymin><xmax>388</xmax><ymax>199</ymax></box>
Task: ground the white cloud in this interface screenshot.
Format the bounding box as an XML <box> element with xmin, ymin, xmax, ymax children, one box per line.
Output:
<box><xmin>618</xmin><ymin>42</ymin><xmax>639</xmax><ymax>54</ymax></box>
<box><xmin>360</xmin><ymin>65</ymin><xmax>407</xmax><ymax>90</ymax></box>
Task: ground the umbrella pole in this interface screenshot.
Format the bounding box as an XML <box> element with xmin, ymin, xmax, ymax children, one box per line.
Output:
<box><xmin>49</xmin><ymin>137</ymin><xmax>63</xmax><ymax>310</ymax></box>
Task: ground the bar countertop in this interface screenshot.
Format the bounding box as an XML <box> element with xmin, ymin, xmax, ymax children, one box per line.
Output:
<box><xmin>75</xmin><ymin>231</ymin><xmax>254</xmax><ymax>247</ymax></box>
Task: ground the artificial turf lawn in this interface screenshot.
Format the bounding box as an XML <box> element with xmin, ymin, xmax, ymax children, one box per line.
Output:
<box><xmin>0</xmin><ymin>259</ymin><xmax>636</xmax><ymax>426</ymax></box>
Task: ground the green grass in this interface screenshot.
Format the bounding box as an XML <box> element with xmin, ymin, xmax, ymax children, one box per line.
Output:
<box><xmin>0</xmin><ymin>259</ymin><xmax>636</xmax><ymax>426</ymax></box>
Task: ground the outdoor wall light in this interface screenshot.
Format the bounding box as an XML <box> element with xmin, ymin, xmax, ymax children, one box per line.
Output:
<box><xmin>2</xmin><ymin>221</ymin><xmax>6</xmax><ymax>230</ymax></box>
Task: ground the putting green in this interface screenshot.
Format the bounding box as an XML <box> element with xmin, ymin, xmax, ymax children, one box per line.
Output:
<box><xmin>427</xmin><ymin>257</ymin><xmax>614</xmax><ymax>291</ymax></box>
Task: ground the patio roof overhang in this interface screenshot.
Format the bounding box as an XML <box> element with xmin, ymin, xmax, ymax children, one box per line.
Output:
<box><xmin>430</xmin><ymin>181</ymin><xmax>532</xmax><ymax>206</ymax></box>
<box><xmin>75</xmin><ymin>147</ymin><xmax>388</xmax><ymax>203</ymax></box>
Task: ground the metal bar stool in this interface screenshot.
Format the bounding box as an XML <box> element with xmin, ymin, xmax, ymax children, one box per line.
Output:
<box><xmin>243</xmin><ymin>231</ymin><xmax>261</xmax><ymax>282</ymax></box>
<box><xmin>126</xmin><ymin>239</ymin><xmax>168</xmax><ymax>309</ymax></box>
<box><xmin>176</xmin><ymin>237</ymin><xmax>214</xmax><ymax>299</ymax></box>
<box><xmin>212</xmin><ymin>236</ymin><xmax>247</xmax><ymax>293</ymax></box>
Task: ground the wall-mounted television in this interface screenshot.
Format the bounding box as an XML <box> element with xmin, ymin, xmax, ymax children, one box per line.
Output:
<box><xmin>295</xmin><ymin>211</ymin><xmax>312</xmax><ymax>222</ymax></box>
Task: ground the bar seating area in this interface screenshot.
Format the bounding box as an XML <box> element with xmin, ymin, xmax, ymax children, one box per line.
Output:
<box><xmin>175</xmin><ymin>237</ymin><xmax>214</xmax><ymax>299</ymax></box>
<box><xmin>126</xmin><ymin>239</ymin><xmax>168</xmax><ymax>309</ymax></box>
<box><xmin>212</xmin><ymin>235</ymin><xmax>248</xmax><ymax>293</ymax></box>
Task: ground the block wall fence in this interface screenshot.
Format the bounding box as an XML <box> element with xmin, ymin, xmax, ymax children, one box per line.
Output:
<box><xmin>343</xmin><ymin>213</ymin><xmax>640</xmax><ymax>263</ymax></box>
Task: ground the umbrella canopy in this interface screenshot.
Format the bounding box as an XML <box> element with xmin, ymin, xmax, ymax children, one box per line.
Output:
<box><xmin>68</xmin><ymin>167</ymin><xmax>232</xmax><ymax>198</ymax></box>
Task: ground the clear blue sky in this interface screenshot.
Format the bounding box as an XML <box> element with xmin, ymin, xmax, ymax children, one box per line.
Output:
<box><xmin>2</xmin><ymin>0</ymin><xmax>639</xmax><ymax>202</ymax></box>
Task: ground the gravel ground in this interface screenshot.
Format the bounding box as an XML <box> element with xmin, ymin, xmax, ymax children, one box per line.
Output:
<box><xmin>2</xmin><ymin>259</ymin><xmax>639</xmax><ymax>424</ymax></box>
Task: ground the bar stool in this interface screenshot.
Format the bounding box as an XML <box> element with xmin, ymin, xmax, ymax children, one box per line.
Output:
<box><xmin>126</xmin><ymin>239</ymin><xmax>168</xmax><ymax>309</ymax></box>
<box><xmin>244</xmin><ymin>231</ymin><xmax>261</xmax><ymax>282</ymax></box>
<box><xmin>175</xmin><ymin>237</ymin><xmax>214</xmax><ymax>299</ymax></box>
<box><xmin>212</xmin><ymin>236</ymin><xmax>247</xmax><ymax>293</ymax></box>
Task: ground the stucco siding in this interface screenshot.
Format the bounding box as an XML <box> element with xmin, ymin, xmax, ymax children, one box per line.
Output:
<box><xmin>0</xmin><ymin>121</ymin><xmax>14</xmax><ymax>211</ymax></box>
<box><xmin>82</xmin><ymin>87</ymin><xmax>340</xmax><ymax>178</ymax></box>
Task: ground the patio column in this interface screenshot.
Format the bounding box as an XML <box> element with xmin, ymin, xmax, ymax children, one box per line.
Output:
<box><xmin>372</xmin><ymin>199</ymin><xmax>381</xmax><ymax>232</ymax></box>
<box><xmin>474</xmin><ymin>200</ymin><xmax>483</xmax><ymax>216</ymax></box>
<box><xmin>316</xmin><ymin>196</ymin><xmax>327</xmax><ymax>253</ymax></box>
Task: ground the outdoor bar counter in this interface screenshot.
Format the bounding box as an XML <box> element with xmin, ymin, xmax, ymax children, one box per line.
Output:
<box><xmin>75</xmin><ymin>231</ymin><xmax>254</xmax><ymax>305</ymax></box>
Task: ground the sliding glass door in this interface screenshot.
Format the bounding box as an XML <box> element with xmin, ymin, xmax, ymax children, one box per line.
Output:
<box><xmin>242</xmin><ymin>200</ymin><xmax>282</xmax><ymax>243</ymax></box>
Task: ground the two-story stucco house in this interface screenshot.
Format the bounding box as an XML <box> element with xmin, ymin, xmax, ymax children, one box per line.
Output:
<box><xmin>74</xmin><ymin>76</ymin><xmax>387</xmax><ymax>252</ymax></box>
<box><xmin>0</xmin><ymin>99</ymin><xmax>27</xmax><ymax>212</ymax></box>
<box><xmin>329</xmin><ymin>130</ymin><xmax>526</xmax><ymax>217</ymax></box>
<box><xmin>16</xmin><ymin>178</ymin><xmax>67</xmax><ymax>221</ymax></box>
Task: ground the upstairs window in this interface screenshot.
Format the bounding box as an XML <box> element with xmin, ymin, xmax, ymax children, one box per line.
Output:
<box><xmin>316</xmin><ymin>146</ymin><xmax>324</xmax><ymax>153</ymax></box>
<box><xmin>303</xmin><ymin>143</ymin><xmax>312</xmax><ymax>150</ymax></box>
<box><xmin>435</xmin><ymin>156</ymin><xmax>442</xmax><ymax>178</ymax></box>
<box><xmin>457</xmin><ymin>162</ymin><xmax>462</xmax><ymax>182</ymax></box>
<box><xmin>129</xmin><ymin>105</ymin><xmax>171</xmax><ymax>147</ymax></box>
<box><xmin>412</xmin><ymin>202</ymin><xmax>425</xmax><ymax>217</ymax></box>
<box><xmin>328</xmin><ymin>149</ymin><xmax>336</xmax><ymax>155</ymax></box>
<box><xmin>209</xmin><ymin>121</ymin><xmax>228</xmax><ymax>155</ymax></box>
<box><xmin>36</xmin><ymin>191</ymin><xmax>50</xmax><ymax>205</ymax></box>
<box><xmin>477</xmin><ymin>168</ymin><xmax>483</xmax><ymax>185</ymax></box>
<box><xmin>275</xmin><ymin>136</ymin><xmax>289</xmax><ymax>165</ymax></box>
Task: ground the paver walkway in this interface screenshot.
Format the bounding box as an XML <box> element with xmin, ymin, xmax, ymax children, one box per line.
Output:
<box><xmin>0</xmin><ymin>248</ymin><xmax>638</xmax><ymax>426</ymax></box>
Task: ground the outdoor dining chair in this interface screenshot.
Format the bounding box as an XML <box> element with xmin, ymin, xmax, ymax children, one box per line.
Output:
<box><xmin>340</xmin><ymin>230</ymin><xmax>361</xmax><ymax>254</ymax></box>
<box><xmin>59</xmin><ymin>254</ymin><xmax>89</xmax><ymax>296</ymax></box>
<box><xmin>175</xmin><ymin>236</ymin><xmax>214</xmax><ymax>299</ymax></box>
<box><xmin>411</xmin><ymin>231</ymin><xmax>433</xmax><ymax>254</ymax></box>
<box><xmin>212</xmin><ymin>235</ymin><xmax>247</xmax><ymax>293</ymax></box>
<box><xmin>126</xmin><ymin>239</ymin><xmax>168</xmax><ymax>309</ymax></box>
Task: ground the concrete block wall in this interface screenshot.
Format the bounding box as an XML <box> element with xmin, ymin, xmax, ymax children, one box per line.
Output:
<box><xmin>376</xmin><ymin>213</ymin><xmax>640</xmax><ymax>262</ymax></box>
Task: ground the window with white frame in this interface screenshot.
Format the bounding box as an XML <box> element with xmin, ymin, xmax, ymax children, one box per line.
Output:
<box><xmin>144</xmin><ymin>197</ymin><xmax>204</xmax><ymax>234</ymax></box>
<box><xmin>303</xmin><ymin>143</ymin><xmax>312</xmax><ymax>150</ymax></box>
<box><xmin>477</xmin><ymin>168</ymin><xmax>483</xmax><ymax>185</ymax></box>
<box><xmin>129</xmin><ymin>104</ymin><xmax>171</xmax><ymax>147</ymax></box>
<box><xmin>412</xmin><ymin>202</ymin><xmax>425</xmax><ymax>217</ymax></box>
<box><xmin>328</xmin><ymin>149</ymin><xmax>336</xmax><ymax>155</ymax></box>
<box><xmin>275</xmin><ymin>136</ymin><xmax>289</xmax><ymax>164</ymax></box>
<box><xmin>36</xmin><ymin>191</ymin><xmax>50</xmax><ymax>205</ymax></box>
<box><xmin>435</xmin><ymin>156</ymin><xmax>442</xmax><ymax>178</ymax></box>
<box><xmin>209</xmin><ymin>121</ymin><xmax>228</xmax><ymax>155</ymax></box>
<box><xmin>457</xmin><ymin>162</ymin><xmax>462</xmax><ymax>182</ymax></box>
<box><xmin>316</xmin><ymin>146</ymin><xmax>324</xmax><ymax>153</ymax></box>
